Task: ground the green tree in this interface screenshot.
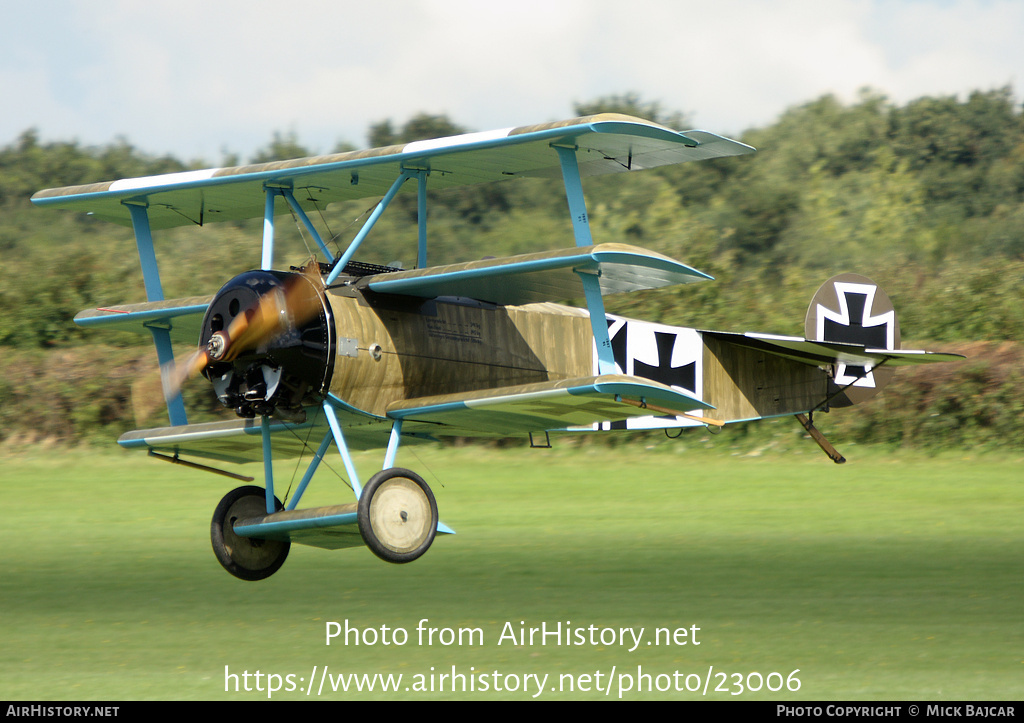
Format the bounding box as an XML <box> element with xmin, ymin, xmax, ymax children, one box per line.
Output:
<box><xmin>368</xmin><ymin>113</ymin><xmax>466</xmax><ymax>147</ymax></box>
<box><xmin>250</xmin><ymin>130</ymin><xmax>311</xmax><ymax>163</ymax></box>
<box><xmin>573</xmin><ymin>92</ymin><xmax>690</xmax><ymax>129</ymax></box>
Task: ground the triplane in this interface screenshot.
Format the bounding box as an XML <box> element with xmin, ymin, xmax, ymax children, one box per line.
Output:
<box><xmin>33</xmin><ymin>114</ymin><xmax>962</xmax><ymax>580</ymax></box>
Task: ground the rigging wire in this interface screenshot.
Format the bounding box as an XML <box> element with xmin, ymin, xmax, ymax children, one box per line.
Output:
<box><xmin>405</xmin><ymin>443</ymin><xmax>446</xmax><ymax>490</ymax></box>
<box><xmin>281</xmin><ymin>405</ymin><xmax>324</xmax><ymax>506</ymax></box>
<box><xmin>277</xmin><ymin>407</ymin><xmax>355</xmax><ymax>503</ymax></box>
<box><xmin>286</xmin><ymin>202</ymin><xmax>315</xmax><ymax>260</ymax></box>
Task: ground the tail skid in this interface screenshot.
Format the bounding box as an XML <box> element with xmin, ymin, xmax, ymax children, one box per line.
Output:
<box><xmin>795</xmin><ymin>412</ymin><xmax>846</xmax><ymax>464</ymax></box>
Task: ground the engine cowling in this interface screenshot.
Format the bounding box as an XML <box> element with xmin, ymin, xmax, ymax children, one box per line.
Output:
<box><xmin>199</xmin><ymin>269</ymin><xmax>335</xmax><ymax>421</ymax></box>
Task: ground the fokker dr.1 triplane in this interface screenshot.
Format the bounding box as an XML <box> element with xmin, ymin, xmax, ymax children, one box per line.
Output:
<box><xmin>32</xmin><ymin>114</ymin><xmax>962</xmax><ymax>580</ymax></box>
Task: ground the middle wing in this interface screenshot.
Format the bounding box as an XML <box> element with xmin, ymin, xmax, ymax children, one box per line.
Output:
<box><xmin>74</xmin><ymin>295</ymin><xmax>212</xmax><ymax>343</ymax></box>
<box><xmin>361</xmin><ymin>243</ymin><xmax>711</xmax><ymax>305</ymax></box>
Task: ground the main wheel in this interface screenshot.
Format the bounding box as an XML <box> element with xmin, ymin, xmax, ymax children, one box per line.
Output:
<box><xmin>358</xmin><ymin>468</ymin><xmax>438</xmax><ymax>564</ymax></box>
<box><xmin>211</xmin><ymin>485</ymin><xmax>290</xmax><ymax>581</ymax></box>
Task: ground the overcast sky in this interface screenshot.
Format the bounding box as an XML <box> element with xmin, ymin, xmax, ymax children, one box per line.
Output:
<box><xmin>3</xmin><ymin>0</ymin><xmax>1022</xmax><ymax>163</ymax></box>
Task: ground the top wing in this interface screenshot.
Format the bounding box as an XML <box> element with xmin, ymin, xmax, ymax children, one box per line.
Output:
<box><xmin>31</xmin><ymin>114</ymin><xmax>754</xmax><ymax>230</ymax></box>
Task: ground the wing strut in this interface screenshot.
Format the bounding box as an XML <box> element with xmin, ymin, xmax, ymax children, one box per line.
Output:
<box><xmin>281</xmin><ymin>189</ymin><xmax>335</xmax><ymax>262</ymax></box>
<box><xmin>125</xmin><ymin>201</ymin><xmax>188</xmax><ymax>426</ymax></box>
<box><xmin>285</xmin><ymin>431</ymin><xmax>334</xmax><ymax>511</ymax></box>
<box><xmin>262</xmin><ymin>189</ymin><xmax>277</xmax><ymax>269</ymax></box>
<box><xmin>554</xmin><ymin>145</ymin><xmax>594</xmax><ymax>248</ymax></box>
<box><xmin>326</xmin><ymin>169</ymin><xmax>417</xmax><ymax>285</ymax></box>
<box><xmin>262</xmin><ymin>185</ymin><xmax>338</xmax><ymax>268</ymax></box>
<box><xmin>384</xmin><ymin>420</ymin><xmax>403</xmax><ymax>469</ymax></box>
<box><xmin>261</xmin><ymin>415</ymin><xmax>277</xmax><ymax>512</ymax></box>
<box><xmin>579</xmin><ymin>269</ymin><xmax>615</xmax><ymax>374</ymax></box>
<box><xmin>322</xmin><ymin>402</ymin><xmax>364</xmax><ymax>497</ymax></box>
<box><xmin>416</xmin><ymin>171</ymin><xmax>428</xmax><ymax>268</ymax></box>
<box><xmin>126</xmin><ymin>202</ymin><xmax>165</xmax><ymax>301</ymax></box>
<box><xmin>555</xmin><ymin>144</ymin><xmax>615</xmax><ymax>373</ymax></box>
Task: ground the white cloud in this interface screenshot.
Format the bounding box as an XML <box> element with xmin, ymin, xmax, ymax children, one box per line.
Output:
<box><xmin>3</xmin><ymin>0</ymin><xmax>1023</xmax><ymax>161</ymax></box>
<box><xmin>866</xmin><ymin>0</ymin><xmax>1024</xmax><ymax>102</ymax></box>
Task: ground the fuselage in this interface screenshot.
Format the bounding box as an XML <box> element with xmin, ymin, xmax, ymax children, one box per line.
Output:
<box><xmin>325</xmin><ymin>285</ymin><xmax>827</xmax><ymax>427</ymax></box>
<box><xmin>201</xmin><ymin>269</ymin><xmax>829</xmax><ymax>428</ymax></box>
<box><xmin>326</xmin><ymin>288</ymin><xmax>594</xmax><ymax>416</ymax></box>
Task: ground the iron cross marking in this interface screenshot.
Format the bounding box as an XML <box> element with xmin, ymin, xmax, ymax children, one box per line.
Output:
<box><xmin>604</xmin><ymin>321</ymin><xmax>697</xmax><ymax>429</ymax></box>
<box><xmin>633</xmin><ymin>331</ymin><xmax>697</xmax><ymax>394</ymax></box>
<box><xmin>821</xmin><ymin>290</ymin><xmax>890</xmax><ymax>349</ymax></box>
<box><xmin>817</xmin><ymin>283</ymin><xmax>895</xmax><ymax>386</ymax></box>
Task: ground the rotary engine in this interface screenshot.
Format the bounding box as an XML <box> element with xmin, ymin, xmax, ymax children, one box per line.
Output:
<box><xmin>198</xmin><ymin>269</ymin><xmax>335</xmax><ymax>422</ymax></box>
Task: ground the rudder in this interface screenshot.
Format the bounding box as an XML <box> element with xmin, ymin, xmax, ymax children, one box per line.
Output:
<box><xmin>804</xmin><ymin>273</ymin><xmax>900</xmax><ymax>407</ymax></box>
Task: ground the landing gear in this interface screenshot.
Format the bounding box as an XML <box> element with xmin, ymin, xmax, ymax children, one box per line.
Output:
<box><xmin>204</xmin><ymin>415</ymin><xmax>444</xmax><ymax>579</ymax></box>
<box><xmin>211</xmin><ymin>485</ymin><xmax>290</xmax><ymax>581</ymax></box>
<box><xmin>358</xmin><ymin>467</ymin><xmax>438</xmax><ymax>564</ymax></box>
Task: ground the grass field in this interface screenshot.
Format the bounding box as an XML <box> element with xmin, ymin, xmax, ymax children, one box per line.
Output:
<box><xmin>1</xmin><ymin>439</ymin><xmax>1020</xmax><ymax>701</ymax></box>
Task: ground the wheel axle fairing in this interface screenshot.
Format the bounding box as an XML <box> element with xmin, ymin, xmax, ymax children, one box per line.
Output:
<box><xmin>199</xmin><ymin>269</ymin><xmax>335</xmax><ymax>420</ymax></box>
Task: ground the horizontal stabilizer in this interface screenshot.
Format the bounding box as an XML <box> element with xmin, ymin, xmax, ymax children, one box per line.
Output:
<box><xmin>363</xmin><ymin>243</ymin><xmax>710</xmax><ymax>305</ymax></box>
<box><xmin>387</xmin><ymin>374</ymin><xmax>712</xmax><ymax>435</ymax></box>
<box><xmin>33</xmin><ymin>114</ymin><xmax>753</xmax><ymax>230</ymax></box>
<box><xmin>702</xmin><ymin>331</ymin><xmax>965</xmax><ymax>367</ymax></box>
<box><xmin>75</xmin><ymin>296</ymin><xmax>211</xmax><ymax>343</ymax></box>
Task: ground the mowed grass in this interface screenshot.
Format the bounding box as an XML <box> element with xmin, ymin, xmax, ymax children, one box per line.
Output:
<box><xmin>1</xmin><ymin>440</ymin><xmax>1020</xmax><ymax>700</ymax></box>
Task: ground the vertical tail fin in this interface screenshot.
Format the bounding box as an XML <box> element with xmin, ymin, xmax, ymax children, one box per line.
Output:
<box><xmin>804</xmin><ymin>273</ymin><xmax>900</xmax><ymax>407</ymax></box>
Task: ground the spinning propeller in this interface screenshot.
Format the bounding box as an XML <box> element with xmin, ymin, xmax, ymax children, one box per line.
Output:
<box><xmin>140</xmin><ymin>261</ymin><xmax>331</xmax><ymax>424</ymax></box>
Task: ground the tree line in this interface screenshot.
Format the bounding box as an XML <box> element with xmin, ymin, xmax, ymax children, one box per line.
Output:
<box><xmin>1</xmin><ymin>89</ymin><xmax>1022</xmax><ymax>448</ymax></box>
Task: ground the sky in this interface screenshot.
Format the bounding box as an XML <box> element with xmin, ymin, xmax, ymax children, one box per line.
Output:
<box><xmin>3</xmin><ymin>0</ymin><xmax>1023</xmax><ymax>164</ymax></box>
